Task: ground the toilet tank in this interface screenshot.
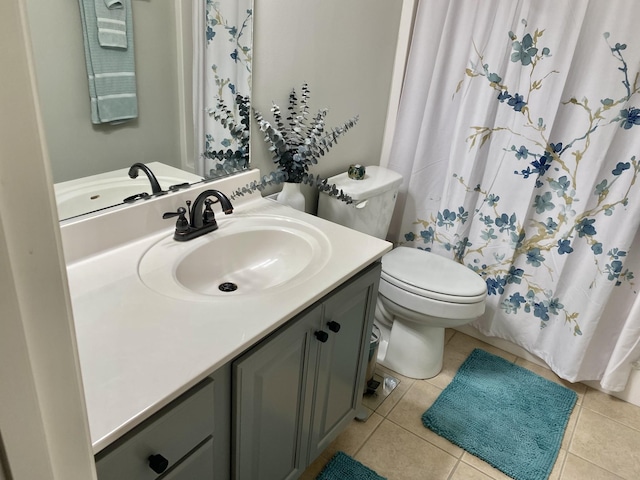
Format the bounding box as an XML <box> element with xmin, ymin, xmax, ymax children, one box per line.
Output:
<box><xmin>317</xmin><ymin>166</ymin><xmax>403</xmax><ymax>239</ymax></box>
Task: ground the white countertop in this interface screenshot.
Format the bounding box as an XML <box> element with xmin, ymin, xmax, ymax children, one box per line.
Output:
<box><xmin>63</xmin><ymin>172</ymin><xmax>391</xmax><ymax>453</ymax></box>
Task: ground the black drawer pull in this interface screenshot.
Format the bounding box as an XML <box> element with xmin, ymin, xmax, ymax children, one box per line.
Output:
<box><xmin>315</xmin><ymin>330</ymin><xmax>329</xmax><ymax>343</ymax></box>
<box><xmin>148</xmin><ymin>454</ymin><xmax>169</xmax><ymax>474</ymax></box>
<box><xmin>327</xmin><ymin>321</ymin><xmax>341</xmax><ymax>333</ymax></box>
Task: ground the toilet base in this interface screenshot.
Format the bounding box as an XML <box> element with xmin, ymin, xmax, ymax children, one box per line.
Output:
<box><xmin>377</xmin><ymin>320</ymin><xmax>445</xmax><ymax>379</ymax></box>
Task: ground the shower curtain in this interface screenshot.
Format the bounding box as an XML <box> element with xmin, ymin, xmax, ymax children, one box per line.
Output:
<box><xmin>193</xmin><ymin>0</ymin><xmax>252</xmax><ymax>177</ymax></box>
<box><xmin>388</xmin><ymin>0</ymin><xmax>640</xmax><ymax>390</ymax></box>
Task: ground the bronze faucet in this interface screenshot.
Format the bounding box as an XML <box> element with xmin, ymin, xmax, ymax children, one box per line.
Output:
<box><xmin>163</xmin><ymin>189</ymin><xmax>234</xmax><ymax>241</ymax></box>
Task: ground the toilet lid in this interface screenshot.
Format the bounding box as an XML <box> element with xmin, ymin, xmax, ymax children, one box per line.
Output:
<box><xmin>381</xmin><ymin>247</ymin><xmax>487</xmax><ymax>302</ymax></box>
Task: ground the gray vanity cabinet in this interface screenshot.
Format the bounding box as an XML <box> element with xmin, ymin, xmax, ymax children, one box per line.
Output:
<box><xmin>233</xmin><ymin>262</ymin><xmax>380</xmax><ymax>480</ymax></box>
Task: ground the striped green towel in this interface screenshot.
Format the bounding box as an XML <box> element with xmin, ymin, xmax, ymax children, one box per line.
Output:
<box><xmin>78</xmin><ymin>0</ymin><xmax>138</xmax><ymax>124</ymax></box>
<box><xmin>95</xmin><ymin>0</ymin><xmax>127</xmax><ymax>49</ymax></box>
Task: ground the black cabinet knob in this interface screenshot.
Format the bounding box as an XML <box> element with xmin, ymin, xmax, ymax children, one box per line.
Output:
<box><xmin>148</xmin><ymin>454</ymin><xmax>169</xmax><ymax>474</ymax></box>
<box><xmin>315</xmin><ymin>330</ymin><xmax>329</xmax><ymax>343</ymax></box>
<box><xmin>327</xmin><ymin>321</ymin><xmax>341</xmax><ymax>333</ymax></box>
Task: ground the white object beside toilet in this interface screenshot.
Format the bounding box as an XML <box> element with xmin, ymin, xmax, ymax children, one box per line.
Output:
<box><xmin>318</xmin><ymin>166</ymin><xmax>487</xmax><ymax>379</ymax></box>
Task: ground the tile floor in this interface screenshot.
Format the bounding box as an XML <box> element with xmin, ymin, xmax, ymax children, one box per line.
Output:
<box><xmin>300</xmin><ymin>330</ymin><xmax>640</xmax><ymax>480</ymax></box>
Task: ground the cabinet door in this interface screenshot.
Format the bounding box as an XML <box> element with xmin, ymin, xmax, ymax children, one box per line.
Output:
<box><xmin>233</xmin><ymin>306</ymin><xmax>322</xmax><ymax>480</ymax></box>
<box><xmin>309</xmin><ymin>263</ymin><xmax>381</xmax><ymax>460</ymax></box>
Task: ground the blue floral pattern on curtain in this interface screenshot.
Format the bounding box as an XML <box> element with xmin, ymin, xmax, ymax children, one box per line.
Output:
<box><xmin>402</xmin><ymin>23</ymin><xmax>639</xmax><ymax>339</ymax></box>
<box><xmin>405</xmin><ymin>23</ymin><xmax>640</xmax><ymax>335</ymax></box>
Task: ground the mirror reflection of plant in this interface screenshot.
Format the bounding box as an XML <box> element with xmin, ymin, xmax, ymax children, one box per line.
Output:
<box><xmin>205</xmin><ymin>94</ymin><xmax>250</xmax><ymax>178</ymax></box>
<box><xmin>231</xmin><ymin>83</ymin><xmax>359</xmax><ymax>203</ymax></box>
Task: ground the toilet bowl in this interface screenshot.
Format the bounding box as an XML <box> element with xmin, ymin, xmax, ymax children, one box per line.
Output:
<box><xmin>317</xmin><ymin>166</ymin><xmax>487</xmax><ymax>379</ymax></box>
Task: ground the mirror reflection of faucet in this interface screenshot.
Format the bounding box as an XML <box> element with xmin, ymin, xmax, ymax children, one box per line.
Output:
<box><xmin>163</xmin><ymin>189</ymin><xmax>234</xmax><ymax>241</ymax></box>
<box><xmin>127</xmin><ymin>163</ymin><xmax>168</xmax><ymax>199</ymax></box>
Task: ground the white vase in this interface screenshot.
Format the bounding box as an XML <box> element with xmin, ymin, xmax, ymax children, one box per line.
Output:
<box><xmin>276</xmin><ymin>182</ymin><xmax>305</xmax><ymax>211</ymax></box>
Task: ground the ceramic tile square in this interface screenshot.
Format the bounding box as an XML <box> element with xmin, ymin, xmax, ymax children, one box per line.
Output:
<box><xmin>570</xmin><ymin>408</ymin><xmax>640</xmax><ymax>479</ymax></box>
<box><xmin>355</xmin><ymin>420</ymin><xmax>457</xmax><ymax>480</ymax></box>
<box><xmin>447</xmin><ymin>332</ymin><xmax>518</xmax><ymax>361</ymax></box>
<box><xmin>445</xmin><ymin>328</ymin><xmax>456</xmax><ymax>344</ymax></box>
<box><xmin>330</xmin><ymin>412</ymin><xmax>384</xmax><ymax>457</ymax></box>
<box><xmin>450</xmin><ymin>461</ymin><xmax>494</xmax><ymax>480</ymax></box>
<box><xmin>560</xmin><ymin>453</ymin><xmax>625</xmax><ymax>480</ymax></box>
<box><xmin>583</xmin><ymin>387</ymin><xmax>640</xmax><ymax>431</ymax></box>
<box><xmin>386</xmin><ymin>380</ymin><xmax>463</xmax><ymax>457</ymax></box>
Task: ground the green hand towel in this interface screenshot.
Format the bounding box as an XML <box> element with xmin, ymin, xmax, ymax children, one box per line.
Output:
<box><xmin>95</xmin><ymin>0</ymin><xmax>127</xmax><ymax>49</ymax></box>
<box><xmin>78</xmin><ymin>0</ymin><xmax>137</xmax><ymax>124</ymax></box>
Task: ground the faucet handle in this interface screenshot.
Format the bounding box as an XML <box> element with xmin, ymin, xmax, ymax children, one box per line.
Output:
<box><xmin>123</xmin><ymin>192</ymin><xmax>151</xmax><ymax>204</ymax></box>
<box><xmin>202</xmin><ymin>199</ymin><xmax>217</xmax><ymax>225</ymax></box>
<box><xmin>162</xmin><ymin>207</ymin><xmax>190</xmax><ymax>234</ymax></box>
<box><xmin>162</xmin><ymin>206</ymin><xmax>187</xmax><ymax>219</ymax></box>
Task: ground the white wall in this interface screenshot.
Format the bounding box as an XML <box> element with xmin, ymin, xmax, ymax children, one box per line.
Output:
<box><xmin>25</xmin><ymin>0</ymin><xmax>184</xmax><ymax>183</ymax></box>
<box><xmin>0</xmin><ymin>0</ymin><xmax>96</xmax><ymax>478</ymax></box>
<box><xmin>251</xmin><ymin>0</ymin><xmax>405</xmax><ymax>211</ymax></box>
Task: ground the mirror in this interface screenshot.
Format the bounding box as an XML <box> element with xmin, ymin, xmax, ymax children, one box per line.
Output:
<box><xmin>25</xmin><ymin>0</ymin><xmax>252</xmax><ymax>221</ymax></box>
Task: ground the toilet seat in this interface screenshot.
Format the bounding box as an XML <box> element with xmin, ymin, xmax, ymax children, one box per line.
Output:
<box><xmin>381</xmin><ymin>247</ymin><xmax>487</xmax><ymax>304</ymax></box>
<box><xmin>379</xmin><ymin>277</ymin><xmax>486</xmax><ymax>321</ymax></box>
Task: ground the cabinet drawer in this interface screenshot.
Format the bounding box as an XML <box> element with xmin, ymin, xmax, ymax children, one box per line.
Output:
<box><xmin>95</xmin><ymin>378</ymin><xmax>215</xmax><ymax>480</ymax></box>
<box><xmin>162</xmin><ymin>437</ymin><xmax>214</xmax><ymax>480</ymax></box>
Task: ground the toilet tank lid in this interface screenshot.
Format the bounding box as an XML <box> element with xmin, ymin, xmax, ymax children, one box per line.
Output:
<box><xmin>323</xmin><ymin>166</ymin><xmax>403</xmax><ymax>201</ymax></box>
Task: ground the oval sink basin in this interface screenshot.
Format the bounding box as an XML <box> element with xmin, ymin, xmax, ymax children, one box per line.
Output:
<box><xmin>138</xmin><ymin>215</ymin><xmax>332</xmax><ymax>299</ymax></box>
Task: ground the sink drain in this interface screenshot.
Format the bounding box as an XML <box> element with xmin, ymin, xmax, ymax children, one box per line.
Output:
<box><xmin>218</xmin><ymin>282</ymin><xmax>238</xmax><ymax>292</ymax></box>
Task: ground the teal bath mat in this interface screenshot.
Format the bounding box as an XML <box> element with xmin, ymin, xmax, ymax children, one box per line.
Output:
<box><xmin>316</xmin><ymin>451</ymin><xmax>386</xmax><ymax>480</ymax></box>
<box><xmin>423</xmin><ymin>348</ymin><xmax>577</xmax><ymax>480</ymax></box>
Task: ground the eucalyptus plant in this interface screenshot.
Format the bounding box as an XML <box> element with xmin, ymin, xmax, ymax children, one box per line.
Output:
<box><xmin>231</xmin><ymin>83</ymin><xmax>359</xmax><ymax>203</ymax></box>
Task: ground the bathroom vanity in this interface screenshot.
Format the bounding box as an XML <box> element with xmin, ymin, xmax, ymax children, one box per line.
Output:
<box><xmin>94</xmin><ymin>264</ymin><xmax>380</xmax><ymax>479</ymax></box>
<box><xmin>61</xmin><ymin>170</ymin><xmax>391</xmax><ymax>479</ymax></box>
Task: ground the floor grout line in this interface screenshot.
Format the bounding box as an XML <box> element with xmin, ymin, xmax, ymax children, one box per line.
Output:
<box><xmin>446</xmin><ymin>457</ymin><xmax>463</xmax><ymax>480</ymax></box>
<box><xmin>555</xmin><ymin>448</ymin><xmax>568</xmax><ymax>480</ymax></box>
<box><xmin>350</xmin><ymin>417</ymin><xmax>384</xmax><ymax>460</ymax></box>
<box><xmin>564</xmin><ymin>403</ymin><xmax>581</xmax><ymax>455</ymax></box>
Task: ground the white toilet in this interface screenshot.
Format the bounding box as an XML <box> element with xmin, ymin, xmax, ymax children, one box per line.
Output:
<box><xmin>318</xmin><ymin>166</ymin><xmax>487</xmax><ymax>379</ymax></box>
